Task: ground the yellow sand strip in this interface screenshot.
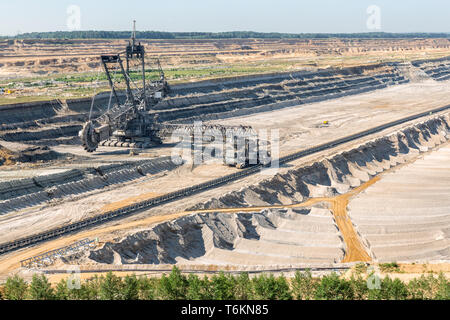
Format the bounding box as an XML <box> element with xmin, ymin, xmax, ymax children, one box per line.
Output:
<box><xmin>332</xmin><ymin>177</ymin><xmax>380</xmax><ymax>262</ymax></box>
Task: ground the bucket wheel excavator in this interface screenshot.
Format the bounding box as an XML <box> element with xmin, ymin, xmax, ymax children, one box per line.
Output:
<box><xmin>79</xmin><ymin>89</ymin><xmax>164</xmax><ymax>152</ymax></box>
<box><xmin>79</xmin><ymin>22</ymin><xmax>270</xmax><ymax>168</ymax></box>
<box><xmin>79</xmin><ymin>21</ymin><xmax>168</xmax><ymax>152</ymax></box>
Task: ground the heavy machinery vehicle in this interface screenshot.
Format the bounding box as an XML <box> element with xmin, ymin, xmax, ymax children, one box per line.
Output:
<box><xmin>79</xmin><ymin>22</ymin><xmax>270</xmax><ymax>168</ymax></box>
<box><xmin>79</xmin><ymin>21</ymin><xmax>168</xmax><ymax>151</ymax></box>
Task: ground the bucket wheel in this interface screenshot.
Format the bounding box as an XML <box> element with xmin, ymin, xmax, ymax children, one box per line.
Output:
<box><xmin>79</xmin><ymin>121</ymin><xmax>99</xmax><ymax>152</ymax></box>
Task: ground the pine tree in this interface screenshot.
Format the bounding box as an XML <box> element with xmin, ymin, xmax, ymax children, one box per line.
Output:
<box><xmin>55</xmin><ymin>279</ymin><xmax>69</xmax><ymax>300</ymax></box>
<box><xmin>348</xmin><ymin>275</ymin><xmax>369</xmax><ymax>300</ymax></box>
<box><xmin>138</xmin><ymin>276</ymin><xmax>158</xmax><ymax>300</ymax></box>
<box><xmin>314</xmin><ymin>273</ymin><xmax>354</xmax><ymax>300</ymax></box>
<box><xmin>292</xmin><ymin>270</ymin><xmax>315</xmax><ymax>300</ymax></box>
<box><xmin>186</xmin><ymin>274</ymin><xmax>212</xmax><ymax>300</ymax></box>
<box><xmin>4</xmin><ymin>275</ymin><xmax>28</xmax><ymax>300</ymax></box>
<box><xmin>158</xmin><ymin>266</ymin><xmax>188</xmax><ymax>300</ymax></box>
<box><xmin>123</xmin><ymin>274</ymin><xmax>139</xmax><ymax>300</ymax></box>
<box><xmin>435</xmin><ymin>272</ymin><xmax>450</xmax><ymax>300</ymax></box>
<box><xmin>99</xmin><ymin>272</ymin><xmax>124</xmax><ymax>300</ymax></box>
<box><xmin>234</xmin><ymin>272</ymin><xmax>254</xmax><ymax>300</ymax></box>
<box><xmin>252</xmin><ymin>274</ymin><xmax>292</xmax><ymax>300</ymax></box>
<box><xmin>211</xmin><ymin>272</ymin><xmax>236</xmax><ymax>300</ymax></box>
<box><xmin>28</xmin><ymin>274</ymin><xmax>54</xmax><ymax>300</ymax></box>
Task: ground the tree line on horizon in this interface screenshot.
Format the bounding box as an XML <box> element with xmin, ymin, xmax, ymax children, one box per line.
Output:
<box><xmin>1</xmin><ymin>31</ymin><xmax>449</xmax><ymax>40</ymax></box>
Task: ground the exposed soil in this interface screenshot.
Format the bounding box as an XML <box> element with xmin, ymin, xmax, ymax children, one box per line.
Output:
<box><xmin>348</xmin><ymin>144</ymin><xmax>450</xmax><ymax>263</ymax></box>
<box><xmin>0</xmin><ymin>54</ymin><xmax>449</xmax><ymax>278</ymax></box>
<box><xmin>32</xmin><ymin>114</ymin><xmax>449</xmax><ymax>270</ymax></box>
<box><xmin>1</xmin><ymin>38</ymin><xmax>449</xmax><ymax>79</ymax></box>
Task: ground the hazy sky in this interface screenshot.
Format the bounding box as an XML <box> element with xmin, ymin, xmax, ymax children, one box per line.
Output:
<box><xmin>0</xmin><ymin>0</ymin><xmax>449</xmax><ymax>36</ymax></box>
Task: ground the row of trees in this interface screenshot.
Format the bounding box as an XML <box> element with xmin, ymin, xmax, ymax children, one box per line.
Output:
<box><xmin>0</xmin><ymin>267</ymin><xmax>448</xmax><ymax>300</ymax></box>
<box><xmin>2</xmin><ymin>31</ymin><xmax>450</xmax><ymax>40</ymax></box>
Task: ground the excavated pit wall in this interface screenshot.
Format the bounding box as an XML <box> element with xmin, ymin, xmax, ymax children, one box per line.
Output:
<box><xmin>0</xmin><ymin>156</ymin><xmax>180</xmax><ymax>215</ymax></box>
<box><xmin>412</xmin><ymin>56</ymin><xmax>450</xmax><ymax>81</ymax></box>
<box><xmin>0</xmin><ymin>94</ymin><xmax>127</xmax><ymax>147</ymax></box>
<box><xmin>153</xmin><ymin>68</ymin><xmax>408</xmax><ymax>123</ymax></box>
<box><xmin>0</xmin><ymin>62</ymin><xmax>412</xmax><ymax>144</ymax></box>
<box><xmin>0</xmin><ymin>57</ymin><xmax>448</xmax><ymax>150</ymax></box>
<box><xmin>77</xmin><ymin>207</ymin><xmax>344</xmax><ymax>265</ymax></box>
<box><xmin>69</xmin><ymin>113</ymin><xmax>449</xmax><ymax>267</ymax></box>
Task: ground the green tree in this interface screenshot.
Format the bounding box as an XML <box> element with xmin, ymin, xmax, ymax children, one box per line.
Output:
<box><xmin>99</xmin><ymin>272</ymin><xmax>124</xmax><ymax>300</ymax></box>
<box><xmin>158</xmin><ymin>266</ymin><xmax>188</xmax><ymax>300</ymax></box>
<box><xmin>123</xmin><ymin>274</ymin><xmax>139</xmax><ymax>300</ymax></box>
<box><xmin>186</xmin><ymin>274</ymin><xmax>213</xmax><ymax>300</ymax></box>
<box><xmin>292</xmin><ymin>270</ymin><xmax>315</xmax><ymax>300</ymax></box>
<box><xmin>369</xmin><ymin>276</ymin><xmax>408</xmax><ymax>300</ymax></box>
<box><xmin>4</xmin><ymin>275</ymin><xmax>28</xmax><ymax>300</ymax></box>
<box><xmin>434</xmin><ymin>273</ymin><xmax>450</xmax><ymax>300</ymax></box>
<box><xmin>407</xmin><ymin>274</ymin><xmax>439</xmax><ymax>300</ymax></box>
<box><xmin>385</xmin><ymin>277</ymin><xmax>408</xmax><ymax>300</ymax></box>
<box><xmin>82</xmin><ymin>276</ymin><xmax>102</xmax><ymax>300</ymax></box>
<box><xmin>234</xmin><ymin>272</ymin><xmax>254</xmax><ymax>300</ymax></box>
<box><xmin>28</xmin><ymin>274</ymin><xmax>54</xmax><ymax>300</ymax></box>
<box><xmin>138</xmin><ymin>276</ymin><xmax>159</xmax><ymax>300</ymax></box>
<box><xmin>67</xmin><ymin>278</ymin><xmax>98</xmax><ymax>300</ymax></box>
<box><xmin>314</xmin><ymin>273</ymin><xmax>354</xmax><ymax>300</ymax></box>
<box><xmin>54</xmin><ymin>279</ymin><xmax>69</xmax><ymax>300</ymax></box>
<box><xmin>252</xmin><ymin>274</ymin><xmax>292</xmax><ymax>300</ymax></box>
<box><xmin>211</xmin><ymin>272</ymin><xmax>236</xmax><ymax>300</ymax></box>
<box><xmin>348</xmin><ymin>275</ymin><xmax>369</xmax><ymax>300</ymax></box>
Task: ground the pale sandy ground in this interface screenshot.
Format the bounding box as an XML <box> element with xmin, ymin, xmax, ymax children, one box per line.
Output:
<box><xmin>348</xmin><ymin>145</ymin><xmax>450</xmax><ymax>263</ymax></box>
<box><xmin>212</xmin><ymin>79</ymin><xmax>450</xmax><ymax>155</ymax></box>
<box><xmin>30</xmin><ymin>143</ymin><xmax>449</xmax><ymax>282</ymax></box>
<box><xmin>177</xmin><ymin>208</ymin><xmax>345</xmax><ymax>266</ymax></box>
<box><xmin>0</xmin><ymin>80</ymin><xmax>449</xmax><ymax>245</ymax></box>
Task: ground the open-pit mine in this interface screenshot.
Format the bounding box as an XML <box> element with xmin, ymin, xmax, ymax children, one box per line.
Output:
<box><xmin>0</xmin><ymin>35</ymin><xmax>449</xmax><ymax>282</ymax></box>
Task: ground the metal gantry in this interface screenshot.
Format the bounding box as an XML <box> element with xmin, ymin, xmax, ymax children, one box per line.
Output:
<box><xmin>19</xmin><ymin>238</ymin><xmax>97</xmax><ymax>269</ymax></box>
<box><xmin>79</xmin><ymin>21</ymin><xmax>264</xmax><ymax>167</ymax></box>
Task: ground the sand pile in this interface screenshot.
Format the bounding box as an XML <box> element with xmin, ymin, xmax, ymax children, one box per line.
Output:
<box><xmin>75</xmin><ymin>207</ymin><xmax>343</xmax><ymax>266</ymax></box>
